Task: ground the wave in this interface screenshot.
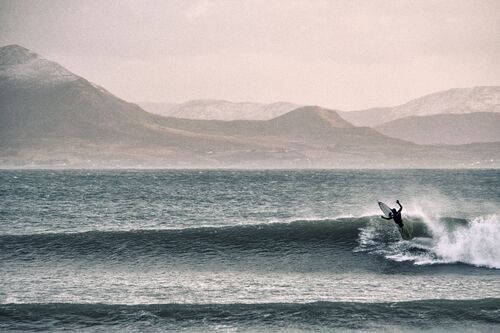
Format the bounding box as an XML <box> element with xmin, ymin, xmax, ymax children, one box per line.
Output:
<box><xmin>356</xmin><ymin>213</ymin><xmax>500</xmax><ymax>269</ymax></box>
<box><xmin>2</xmin><ymin>214</ymin><xmax>499</xmax><ymax>269</ymax></box>
<box><xmin>424</xmin><ymin>214</ymin><xmax>500</xmax><ymax>268</ymax></box>
<box><xmin>1</xmin><ymin>299</ymin><xmax>499</xmax><ymax>332</ymax></box>
<box><xmin>0</xmin><ymin>218</ymin><xmax>367</xmax><ymax>260</ymax></box>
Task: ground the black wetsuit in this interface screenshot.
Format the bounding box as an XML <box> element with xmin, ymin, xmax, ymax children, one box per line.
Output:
<box><xmin>392</xmin><ymin>211</ymin><xmax>403</xmax><ymax>228</ymax></box>
<box><xmin>382</xmin><ymin>202</ymin><xmax>404</xmax><ymax>228</ymax></box>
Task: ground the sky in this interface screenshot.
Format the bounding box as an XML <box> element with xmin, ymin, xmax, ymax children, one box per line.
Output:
<box><xmin>1</xmin><ymin>0</ymin><xmax>499</xmax><ymax>110</ymax></box>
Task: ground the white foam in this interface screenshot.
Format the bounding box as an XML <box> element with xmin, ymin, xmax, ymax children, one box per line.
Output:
<box><xmin>384</xmin><ymin>194</ymin><xmax>500</xmax><ymax>268</ymax></box>
<box><xmin>356</xmin><ymin>196</ymin><xmax>500</xmax><ymax>269</ymax></box>
<box><xmin>431</xmin><ymin>214</ymin><xmax>500</xmax><ymax>268</ymax></box>
<box><xmin>384</xmin><ymin>214</ymin><xmax>500</xmax><ymax>268</ymax></box>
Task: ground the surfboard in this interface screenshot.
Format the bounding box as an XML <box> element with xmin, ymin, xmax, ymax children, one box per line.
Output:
<box><xmin>378</xmin><ymin>201</ymin><xmax>392</xmax><ymax>217</ymax></box>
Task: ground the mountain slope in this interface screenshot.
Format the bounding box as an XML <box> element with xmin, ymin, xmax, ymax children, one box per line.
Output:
<box><xmin>340</xmin><ymin>87</ymin><xmax>500</xmax><ymax>127</ymax></box>
<box><xmin>140</xmin><ymin>100</ymin><xmax>299</xmax><ymax>120</ymax></box>
<box><xmin>0</xmin><ymin>45</ymin><xmax>265</xmax><ymax>154</ymax></box>
<box><xmin>1</xmin><ymin>45</ymin><xmax>412</xmax><ymax>167</ymax></box>
<box><xmin>1</xmin><ymin>45</ymin><xmax>499</xmax><ymax>168</ymax></box>
<box><xmin>156</xmin><ymin>106</ymin><xmax>352</xmax><ymax>134</ymax></box>
<box><xmin>153</xmin><ymin>105</ymin><xmax>408</xmax><ymax>150</ymax></box>
<box><xmin>0</xmin><ymin>45</ymin><xmax>162</xmax><ymax>143</ymax></box>
<box><xmin>375</xmin><ymin>112</ymin><xmax>500</xmax><ymax>145</ymax></box>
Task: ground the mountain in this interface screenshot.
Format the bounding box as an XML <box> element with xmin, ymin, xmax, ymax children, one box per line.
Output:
<box><xmin>145</xmin><ymin>87</ymin><xmax>500</xmax><ymax>127</ymax></box>
<box><xmin>0</xmin><ymin>44</ymin><xmax>161</xmax><ymax>143</ymax></box>
<box><xmin>339</xmin><ymin>87</ymin><xmax>500</xmax><ymax>127</ymax></box>
<box><xmin>140</xmin><ymin>100</ymin><xmax>299</xmax><ymax>120</ymax></box>
<box><xmin>146</xmin><ymin>105</ymin><xmax>418</xmax><ymax>167</ymax></box>
<box><xmin>135</xmin><ymin>102</ymin><xmax>176</xmax><ymax>117</ymax></box>
<box><xmin>0</xmin><ymin>45</ymin><xmax>271</xmax><ymax>166</ymax></box>
<box><xmin>1</xmin><ymin>45</ymin><xmax>499</xmax><ymax>168</ymax></box>
<box><xmin>338</xmin><ymin>107</ymin><xmax>391</xmax><ymax>127</ymax></box>
<box><xmin>375</xmin><ymin>112</ymin><xmax>500</xmax><ymax>145</ymax></box>
<box><xmin>154</xmin><ymin>106</ymin><xmax>398</xmax><ymax>146</ymax></box>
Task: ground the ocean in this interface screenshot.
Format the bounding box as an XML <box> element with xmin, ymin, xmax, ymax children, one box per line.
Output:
<box><xmin>1</xmin><ymin>169</ymin><xmax>499</xmax><ymax>332</ymax></box>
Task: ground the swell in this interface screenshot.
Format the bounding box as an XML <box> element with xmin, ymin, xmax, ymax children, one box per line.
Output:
<box><xmin>1</xmin><ymin>299</ymin><xmax>499</xmax><ymax>331</ymax></box>
<box><xmin>0</xmin><ymin>218</ymin><xmax>369</xmax><ymax>262</ymax></box>
<box><xmin>3</xmin><ymin>215</ymin><xmax>497</xmax><ymax>270</ymax></box>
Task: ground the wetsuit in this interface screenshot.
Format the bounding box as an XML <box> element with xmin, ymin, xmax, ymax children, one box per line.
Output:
<box><xmin>392</xmin><ymin>210</ymin><xmax>403</xmax><ymax>228</ymax></box>
<box><xmin>382</xmin><ymin>201</ymin><xmax>403</xmax><ymax>227</ymax></box>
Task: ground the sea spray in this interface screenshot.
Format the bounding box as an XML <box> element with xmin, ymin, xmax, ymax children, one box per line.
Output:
<box><xmin>400</xmin><ymin>198</ymin><xmax>500</xmax><ymax>268</ymax></box>
<box><xmin>358</xmin><ymin>210</ymin><xmax>500</xmax><ymax>268</ymax></box>
<box><xmin>432</xmin><ymin>214</ymin><xmax>500</xmax><ymax>268</ymax></box>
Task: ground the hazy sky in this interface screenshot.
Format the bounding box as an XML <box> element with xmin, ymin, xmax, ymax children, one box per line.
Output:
<box><xmin>1</xmin><ymin>0</ymin><xmax>499</xmax><ymax>109</ymax></box>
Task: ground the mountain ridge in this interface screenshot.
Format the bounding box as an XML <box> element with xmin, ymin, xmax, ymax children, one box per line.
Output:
<box><xmin>0</xmin><ymin>44</ymin><xmax>79</xmax><ymax>86</ymax></box>
<box><xmin>375</xmin><ymin>112</ymin><xmax>500</xmax><ymax>145</ymax></box>
<box><xmin>141</xmin><ymin>86</ymin><xmax>500</xmax><ymax>125</ymax></box>
<box><xmin>140</xmin><ymin>100</ymin><xmax>299</xmax><ymax>120</ymax></box>
<box><xmin>339</xmin><ymin>86</ymin><xmax>500</xmax><ymax>127</ymax></box>
<box><xmin>1</xmin><ymin>44</ymin><xmax>499</xmax><ymax>168</ymax></box>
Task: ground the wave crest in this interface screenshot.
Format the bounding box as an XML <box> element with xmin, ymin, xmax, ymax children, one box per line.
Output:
<box><xmin>0</xmin><ymin>218</ymin><xmax>367</xmax><ymax>262</ymax></box>
<box><xmin>432</xmin><ymin>214</ymin><xmax>500</xmax><ymax>268</ymax></box>
<box><xmin>358</xmin><ymin>213</ymin><xmax>500</xmax><ymax>269</ymax></box>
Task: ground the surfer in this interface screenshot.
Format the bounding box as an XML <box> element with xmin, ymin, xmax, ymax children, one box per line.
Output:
<box><xmin>381</xmin><ymin>200</ymin><xmax>404</xmax><ymax>227</ymax></box>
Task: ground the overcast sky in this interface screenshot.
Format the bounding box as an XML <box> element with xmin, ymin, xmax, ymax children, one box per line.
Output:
<box><xmin>1</xmin><ymin>0</ymin><xmax>499</xmax><ymax>109</ymax></box>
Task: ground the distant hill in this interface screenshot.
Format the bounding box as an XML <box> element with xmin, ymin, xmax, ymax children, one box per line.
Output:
<box><xmin>153</xmin><ymin>106</ymin><xmax>409</xmax><ymax>151</ymax></box>
<box><xmin>375</xmin><ymin>112</ymin><xmax>500</xmax><ymax>145</ymax></box>
<box><xmin>339</xmin><ymin>86</ymin><xmax>500</xmax><ymax>127</ymax></box>
<box><xmin>0</xmin><ymin>44</ymin><xmax>163</xmax><ymax>143</ymax></box>
<box><xmin>338</xmin><ymin>108</ymin><xmax>391</xmax><ymax>127</ymax></box>
<box><xmin>140</xmin><ymin>100</ymin><xmax>299</xmax><ymax>120</ymax></box>
<box><xmin>158</xmin><ymin>106</ymin><xmax>353</xmax><ymax>135</ymax></box>
<box><xmin>0</xmin><ymin>45</ymin><xmax>267</xmax><ymax>163</ymax></box>
<box><xmin>1</xmin><ymin>45</ymin><xmax>499</xmax><ymax>168</ymax></box>
<box><xmin>145</xmin><ymin>87</ymin><xmax>500</xmax><ymax>128</ymax></box>
<box><xmin>137</xmin><ymin>102</ymin><xmax>176</xmax><ymax>116</ymax></box>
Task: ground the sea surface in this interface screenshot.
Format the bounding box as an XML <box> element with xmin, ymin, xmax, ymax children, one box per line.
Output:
<box><xmin>1</xmin><ymin>169</ymin><xmax>499</xmax><ymax>332</ymax></box>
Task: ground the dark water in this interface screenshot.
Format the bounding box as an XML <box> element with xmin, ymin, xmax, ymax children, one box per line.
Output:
<box><xmin>1</xmin><ymin>169</ymin><xmax>499</xmax><ymax>332</ymax></box>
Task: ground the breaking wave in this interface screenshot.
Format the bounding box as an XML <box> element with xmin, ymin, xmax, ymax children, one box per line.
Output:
<box><xmin>2</xmin><ymin>211</ymin><xmax>499</xmax><ymax>269</ymax></box>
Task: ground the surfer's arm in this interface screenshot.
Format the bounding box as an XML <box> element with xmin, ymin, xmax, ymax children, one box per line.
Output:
<box><xmin>397</xmin><ymin>200</ymin><xmax>403</xmax><ymax>213</ymax></box>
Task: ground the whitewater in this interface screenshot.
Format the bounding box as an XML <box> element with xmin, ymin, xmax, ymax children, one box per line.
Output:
<box><xmin>1</xmin><ymin>169</ymin><xmax>499</xmax><ymax>332</ymax></box>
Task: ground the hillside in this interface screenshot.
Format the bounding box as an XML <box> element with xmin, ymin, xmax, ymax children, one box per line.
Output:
<box><xmin>157</xmin><ymin>106</ymin><xmax>353</xmax><ymax>135</ymax></box>
<box><xmin>375</xmin><ymin>112</ymin><xmax>500</xmax><ymax>145</ymax></box>
<box><xmin>140</xmin><ymin>100</ymin><xmax>299</xmax><ymax>120</ymax></box>
<box><xmin>0</xmin><ymin>45</ymin><xmax>279</xmax><ymax>168</ymax></box>
<box><xmin>1</xmin><ymin>45</ymin><xmax>499</xmax><ymax>168</ymax></box>
<box><xmin>339</xmin><ymin>86</ymin><xmax>500</xmax><ymax>127</ymax></box>
<box><xmin>0</xmin><ymin>45</ymin><xmax>165</xmax><ymax>143</ymax></box>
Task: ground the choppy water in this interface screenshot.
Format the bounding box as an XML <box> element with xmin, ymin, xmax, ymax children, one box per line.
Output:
<box><xmin>1</xmin><ymin>169</ymin><xmax>499</xmax><ymax>332</ymax></box>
